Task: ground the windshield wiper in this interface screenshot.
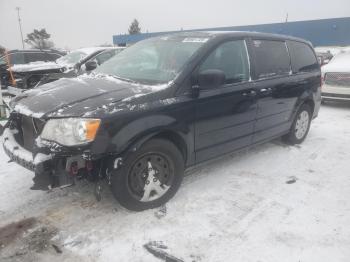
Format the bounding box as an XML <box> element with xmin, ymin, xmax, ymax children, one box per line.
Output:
<box><xmin>107</xmin><ymin>74</ymin><xmax>137</xmax><ymax>84</ymax></box>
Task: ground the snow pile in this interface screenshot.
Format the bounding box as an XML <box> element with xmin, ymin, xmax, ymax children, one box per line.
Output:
<box><xmin>315</xmin><ymin>46</ymin><xmax>350</xmax><ymax>56</ymax></box>
<box><xmin>1</xmin><ymin>105</ymin><xmax>350</xmax><ymax>261</ymax></box>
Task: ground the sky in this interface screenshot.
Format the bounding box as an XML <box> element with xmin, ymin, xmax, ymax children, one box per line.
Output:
<box><xmin>0</xmin><ymin>0</ymin><xmax>349</xmax><ymax>50</ymax></box>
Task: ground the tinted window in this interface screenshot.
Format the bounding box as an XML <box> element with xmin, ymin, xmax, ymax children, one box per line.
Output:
<box><xmin>199</xmin><ymin>40</ymin><xmax>250</xmax><ymax>84</ymax></box>
<box><xmin>252</xmin><ymin>40</ymin><xmax>290</xmax><ymax>79</ymax></box>
<box><xmin>9</xmin><ymin>53</ymin><xmax>25</xmax><ymax>64</ymax></box>
<box><xmin>94</xmin><ymin>50</ymin><xmax>116</xmax><ymax>65</ymax></box>
<box><xmin>288</xmin><ymin>41</ymin><xmax>319</xmax><ymax>73</ymax></box>
<box><xmin>0</xmin><ymin>55</ymin><xmax>6</xmax><ymax>65</ymax></box>
<box><xmin>47</xmin><ymin>53</ymin><xmax>62</xmax><ymax>61</ymax></box>
<box><xmin>25</xmin><ymin>52</ymin><xmax>47</xmax><ymax>63</ymax></box>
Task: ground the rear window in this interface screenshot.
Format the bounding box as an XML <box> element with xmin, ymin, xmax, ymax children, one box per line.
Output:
<box><xmin>252</xmin><ymin>40</ymin><xmax>290</xmax><ymax>79</ymax></box>
<box><xmin>287</xmin><ymin>41</ymin><xmax>319</xmax><ymax>73</ymax></box>
<box><xmin>47</xmin><ymin>53</ymin><xmax>62</xmax><ymax>61</ymax></box>
<box><xmin>25</xmin><ymin>52</ymin><xmax>47</xmax><ymax>63</ymax></box>
<box><xmin>9</xmin><ymin>53</ymin><xmax>25</xmax><ymax>65</ymax></box>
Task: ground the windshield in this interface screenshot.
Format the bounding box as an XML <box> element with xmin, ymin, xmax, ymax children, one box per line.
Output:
<box><xmin>95</xmin><ymin>36</ymin><xmax>208</xmax><ymax>84</ymax></box>
<box><xmin>56</xmin><ymin>50</ymin><xmax>88</xmax><ymax>65</ymax></box>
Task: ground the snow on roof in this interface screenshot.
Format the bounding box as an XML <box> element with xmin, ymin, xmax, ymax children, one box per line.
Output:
<box><xmin>10</xmin><ymin>61</ymin><xmax>62</xmax><ymax>73</ymax></box>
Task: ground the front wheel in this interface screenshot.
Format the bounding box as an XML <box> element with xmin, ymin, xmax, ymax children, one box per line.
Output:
<box><xmin>111</xmin><ymin>138</ymin><xmax>184</xmax><ymax>211</ymax></box>
<box><xmin>283</xmin><ymin>104</ymin><xmax>312</xmax><ymax>145</ymax></box>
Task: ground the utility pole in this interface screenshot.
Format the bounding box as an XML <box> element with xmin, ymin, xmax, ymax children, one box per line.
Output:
<box><xmin>16</xmin><ymin>7</ymin><xmax>25</xmax><ymax>49</ymax></box>
<box><xmin>285</xmin><ymin>13</ymin><xmax>289</xmax><ymax>23</ymax></box>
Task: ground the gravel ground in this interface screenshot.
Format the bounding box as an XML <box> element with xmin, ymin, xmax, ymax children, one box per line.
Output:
<box><xmin>0</xmin><ymin>103</ymin><xmax>350</xmax><ymax>262</ymax></box>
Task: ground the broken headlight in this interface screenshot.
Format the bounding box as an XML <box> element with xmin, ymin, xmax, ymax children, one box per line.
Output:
<box><xmin>40</xmin><ymin>118</ymin><xmax>101</xmax><ymax>146</ymax></box>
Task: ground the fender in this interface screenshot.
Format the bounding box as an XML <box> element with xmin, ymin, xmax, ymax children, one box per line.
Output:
<box><xmin>110</xmin><ymin>114</ymin><xmax>194</xmax><ymax>165</ymax></box>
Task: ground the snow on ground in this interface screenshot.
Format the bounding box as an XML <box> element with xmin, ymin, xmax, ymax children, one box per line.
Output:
<box><xmin>1</xmin><ymin>103</ymin><xmax>350</xmax><ymax>262</ymax></box>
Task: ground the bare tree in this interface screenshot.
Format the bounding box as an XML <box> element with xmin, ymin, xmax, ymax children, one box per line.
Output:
<box><xmin>128</xmin><ymin>19</ymin><xmax>141</xmax><ymax>35</ymax></box>
<box><xmin>0</xmin><ymin>45</ymin><xmax>5</xmax><ymax>56</ymax></box>
<box><xmin>25</xmin><ymin>29</ymin><xmax>54</xmax><ymax>49</ymax></box>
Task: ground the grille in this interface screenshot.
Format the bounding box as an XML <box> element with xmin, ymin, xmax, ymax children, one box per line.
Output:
<box><xmin>325</xmin><ymin>72</ymin><xmax>350</xmax><ymax>87</ymax></box>
<box><xmin>19</xmin><ymin>115</ymin><xmax>46</xmax><ymax>151</ymax></box>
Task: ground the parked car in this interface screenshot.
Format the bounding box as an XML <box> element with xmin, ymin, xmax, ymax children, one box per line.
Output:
<box><xmin>316</xmin><ymin>51</ymin><xmax>333</xmax><ymax>66</ymax></box>
<box><xmin>316</xmin><ymin>52</ymin><xmax>333</xmax><ymax>66</ymax></box>
<box><xmin>0</xmin><ymin>49</ymin><xmax>66</xmax><ymax>90</ymax></box>
<box><xmin>2</xmin><ymin>31</ymin><xmax>321</xmax><ymax>211</ymax></box>
<box><xmin>321</xmin><ymin>51</ymin><xmax>350</xmax><ymax>101</ymax></box>
<box><xmin>5</xmin><ymin>47</ymin><xmax>124</xmax><ymax>96</ymax></box>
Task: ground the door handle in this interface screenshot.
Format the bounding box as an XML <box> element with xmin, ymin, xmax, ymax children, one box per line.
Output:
<box><xmin>242</xmin><ymin>90</ymin><xmax>257</xmax><ymax>97</ymax></box>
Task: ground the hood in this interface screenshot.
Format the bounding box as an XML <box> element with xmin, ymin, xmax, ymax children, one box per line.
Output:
<box><xmin>322</xmin><ymin>52</ymin><xmax>350</xmax><ymax>74</ymax></box>
<box><xmin>11</xmin><ymin>75</ymin><xmax>170</xmax><ymax>119</ymax></box>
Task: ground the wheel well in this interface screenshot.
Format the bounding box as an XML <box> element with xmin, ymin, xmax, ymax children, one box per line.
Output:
<box><xmin>304</xmin><ymin>99</ymin><xmax>315</xmax><ymax>115</ymax></box>
<box><xmin>152</xmin><ymin>131</ymin><xmax>187</xmax><ymax>162</ymax></box>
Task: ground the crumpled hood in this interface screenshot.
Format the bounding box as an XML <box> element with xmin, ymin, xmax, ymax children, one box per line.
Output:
<box><xmin>11</xmin><ymin>75</ymin><xmax>168</xmax><ymax>119</ymax></box>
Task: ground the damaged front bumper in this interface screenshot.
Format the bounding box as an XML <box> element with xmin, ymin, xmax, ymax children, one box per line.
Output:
<box><xmin>2</xmin><ymin>126</ymin><xmax>88</xmax><ymax>190</ymax></box>
<box><xmin>2</xmin><ymin>127</ymin><xmax>53</xmax><ymax>173</ymax></box>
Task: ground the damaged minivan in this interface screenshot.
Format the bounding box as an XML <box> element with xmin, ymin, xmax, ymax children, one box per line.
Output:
<box><xmin>3</xmin><ymin>32</ymin><xmax>321</xmax><ymax>211</ymax></box>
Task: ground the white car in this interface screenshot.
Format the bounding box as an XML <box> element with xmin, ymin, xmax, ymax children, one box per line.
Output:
<box><xmin>322</xmin><ymin>51</ymin><xmax>350</xmax><ymax>101</ymax></box>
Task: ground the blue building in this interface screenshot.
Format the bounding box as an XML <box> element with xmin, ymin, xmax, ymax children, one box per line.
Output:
<box><xmin>113</xmin><ymin>17</ymin><xmax>350</xmax><ymax>47</ymax></box>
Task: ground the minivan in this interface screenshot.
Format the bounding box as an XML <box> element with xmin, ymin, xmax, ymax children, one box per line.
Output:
<box><xmin>3</xmin><ymin>31</ymin><xmax>321</xmax><ymax>211</ymax></box>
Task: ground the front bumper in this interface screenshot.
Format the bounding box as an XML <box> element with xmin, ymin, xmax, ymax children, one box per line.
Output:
<box><xmin>2</xmin><ymin>128</ymin><xmax>53</xmax><ymax>172</ymax></box>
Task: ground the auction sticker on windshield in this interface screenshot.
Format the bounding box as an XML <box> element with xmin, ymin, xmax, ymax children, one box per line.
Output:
<box><xmin>182</xmin><ymin>38</ymin><xmax>209</xmax><ymax>43</ymax></box>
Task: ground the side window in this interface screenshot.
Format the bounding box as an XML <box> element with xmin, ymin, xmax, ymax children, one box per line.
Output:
<box><xmin>287</xmin><ymin>41</ymin><xmax>319</xmax><ymax>73</ymax></box>
<box><xmin>95</xmin><ymin>50</ymin><xmax>116</xmax><ymax>65</ymax></box>
<box><xmin>252</xmin><ymin>40</ymin><xmax>290</xmax><ymax>79</ymax></box>
<box><xmin>9</xmin><ymin>53</ymin><xmax>25</xmax><ymax>65</ymax></box>
<box><xmin>199</xmin><ymin>40</ymin><xmax>250</xmax><ymax>85</ymax></box>
<box><xmin>25</xmin><ymin>52</ymin><xmax>47</xmax><ymax>63</ymax></box>
<box><xmin>47</xmin><ymin>53</ymin><xmax>62</xmax><ymax>61</ymax></box>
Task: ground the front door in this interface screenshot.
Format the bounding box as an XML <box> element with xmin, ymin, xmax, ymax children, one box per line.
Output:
<box><xmin>194</xmin><ymin>39</ymin><xmax>258</xmax><ymax>163</ymax></box>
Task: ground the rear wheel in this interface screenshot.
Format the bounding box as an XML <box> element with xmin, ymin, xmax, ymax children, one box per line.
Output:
<box><xmin>283</xmin><ymin>104</ymin><xmax>312</xmax><ymax>145</ymax></box>
<box><xmin>111</xmin><ymin>138</ymin><xmax>184</xmax><ymax>211</ymax></box>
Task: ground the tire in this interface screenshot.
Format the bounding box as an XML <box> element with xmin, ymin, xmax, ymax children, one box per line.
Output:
<box><xmin>283</xmin><ymin>103</ymin><xmax>312</xmax><ymax>145</ymax></box>
<box><xmin>111</xmin><ymin>138</ymin><xmax>184</xmax><ymax>211</ymax></box>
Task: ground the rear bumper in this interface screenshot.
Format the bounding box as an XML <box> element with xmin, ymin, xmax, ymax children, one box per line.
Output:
<box><xmin>322</xmin><ymin>84</ymin><xmax>350</xmax><ymax>101</ymax></box>
<box><xmin>321</xmin><ymin>93</ymin><xmax>350</xmax><ymax>101</ymax></box>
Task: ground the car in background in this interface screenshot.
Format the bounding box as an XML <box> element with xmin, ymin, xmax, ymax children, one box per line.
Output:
<box><xmin>0</xmin><ymin>49</ymin><xmax>66</xmax><ymax>90</ymax></box>
<box><xmin>5</xmin><ymin>47</ymin><xmax>124</xmax><ymax>96</ymax></box>
<box><xmin>322</xmin><ymin>51</ymin><xmax>350</xmax><ymax>101</ymax></box>
<box><xmin>316</xmin><ymin>51</ymin><xmax>333</xmax><ymax>66</ymax></box>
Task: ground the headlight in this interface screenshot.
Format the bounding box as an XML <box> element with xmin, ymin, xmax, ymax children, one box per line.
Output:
<box><xmin>40</xmin><ymin>118</ymin><xmax>101</xmax><ymax>146</ymax></box>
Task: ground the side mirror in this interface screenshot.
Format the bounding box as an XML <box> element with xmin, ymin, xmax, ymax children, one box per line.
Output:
<box><xmin>197</xmin><ymin>69</ymin><xmax>226</xmax><ymax>90</ymax></box>
<box><xmin>85</xmin><ymin>60</ymin><xmax>98</xmax><ymax>71</ymax></box>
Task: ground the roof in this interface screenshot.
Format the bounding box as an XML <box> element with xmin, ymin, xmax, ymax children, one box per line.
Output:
<box><xmin>6</xmin><ymin>49</ymin><xmax>65</xmax><ymax>54</ymax></box>
<box><xmin>142</xmin><ymin>31</ymin><xmax>311</xmax><ymax>45</ymax></box>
